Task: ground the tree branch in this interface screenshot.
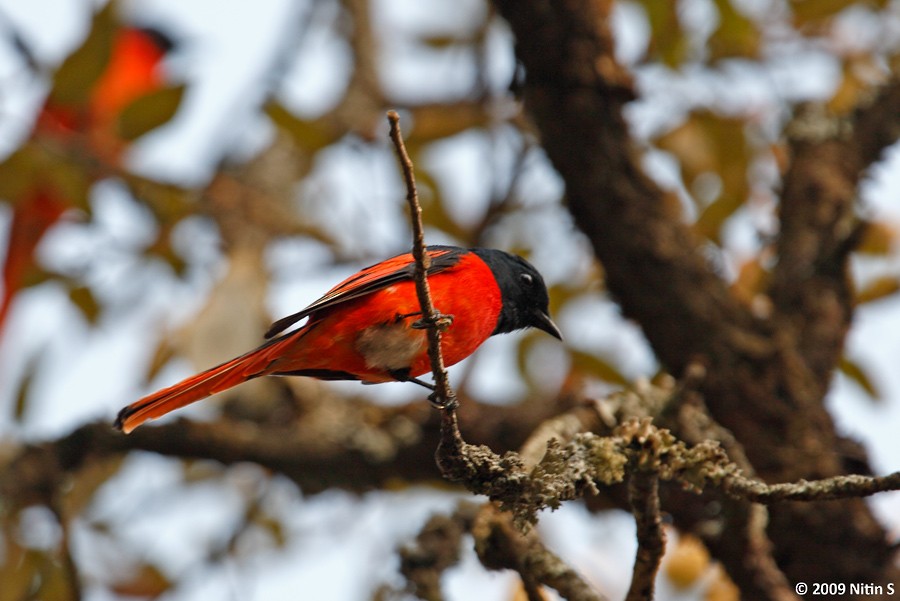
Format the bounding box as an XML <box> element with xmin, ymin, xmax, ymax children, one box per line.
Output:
<box><xmin>771</xmin><ymin>77</ymin><xmax>900</xmax><ymax>385</ymax></box>
<box><xmin>395</xmin><ymin>503</ymin><xmax>479</xmax><ymax>601</ymax></box>
<box><xmin>386</xmin><ymin>111</ymin><xmax>607</xmax><ymax>599</ymax></box>
<box><xmin>386</xmin><ymin>110</ymin><xmax>456</xmax><ymax>408</ymax></box>
<box><xmin>490</xmin><ymin>0</ymin><xmax>899</xmax><ymax>592</ymax></box>
<box><xmin>386</xmin><ymin>109</ymin><xmax>474</xmax><ymax>483</ymax></box>
<box><xmin>6</xmin><ymin>386</ymin><xmax>900</xmax><ymax>600</ymax></box>
<box><xmin>0</xmin><ymin>397</ymin><xmax>571</xmax><ymax>507</ymax></box>
<box><xmin>472</xmin><ymin>504</ymin><xmax>609</xmax><ymax>601</ymax></box>
<box><xmin>724</xmin><ymin>470</ymin><xmax>900</xmax><ymax>503</ymax></box>
<box><xmin>625</xmin><ymin>469</ymin><xmax>664</xmax><ymax>601</ymax></box>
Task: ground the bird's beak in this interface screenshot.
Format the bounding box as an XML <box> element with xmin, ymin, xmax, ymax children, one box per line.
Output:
<box><xmin>533</xmin><ymin>310</ymin><xmax>563</xmax><ymax>340</ymax></box>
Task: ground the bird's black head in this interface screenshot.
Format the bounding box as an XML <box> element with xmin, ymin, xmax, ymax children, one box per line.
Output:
<box><xmin>471</xmin><ymin>248</ymin><xmax>562</xmax><ymax>340</ymax></box>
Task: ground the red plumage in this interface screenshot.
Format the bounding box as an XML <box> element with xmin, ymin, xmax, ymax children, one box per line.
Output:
<box><xmin>115</xmin><ymin>246</ymin><xmax>559</xmax><ymax>433</ymax></box>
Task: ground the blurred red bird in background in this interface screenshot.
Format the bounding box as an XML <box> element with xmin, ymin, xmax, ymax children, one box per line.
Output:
<box><xmin>115</xmin><ymin>246</ymin><xmax>561</xmax><ymax>433</ymax></box>
<box><xmin>1</xmin><ymin>25</ymin><xmax>174</xmax><ymax>340</ymax></box>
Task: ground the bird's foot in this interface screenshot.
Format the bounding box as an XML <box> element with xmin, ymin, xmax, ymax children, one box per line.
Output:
<box><xmin>428</xmin><ymin>390</ymin><xmax>458</xmax><ymax>411</ymax></box>
<box><xmin>412</xmin><ymin>311</ymin><xmax>454</xmax><ymax>332</ymax></box>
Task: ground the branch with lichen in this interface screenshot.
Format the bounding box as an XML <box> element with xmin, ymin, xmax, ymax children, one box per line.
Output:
<box><xmin>393</xmin><ymin>401</ymin><xmax>900</xmax><ymax>598</ymax></box>
<box><xmin>384</xmin><ymin>111</ymin><xmax>900</xmax><ymax>599</ymax></box>
<box><xmin>386</xmin><ymin>111</ymin><xmax>606</xmax><ymax>601</ymax></box>
<box><xmin>472</xmin><ymin>504</ymin><xmax>609</xmax><ymax>601</ymax></box>
<box><xmin>394</xmin><ymin>503</ymin><xmax>480</xmax><ymax>601</ymax></box>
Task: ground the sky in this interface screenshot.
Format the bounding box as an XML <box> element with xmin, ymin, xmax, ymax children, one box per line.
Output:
<box><xmin>0</xmin><ymin>0</ymin><xmax>899</xmax><ymax>599</ymax></box>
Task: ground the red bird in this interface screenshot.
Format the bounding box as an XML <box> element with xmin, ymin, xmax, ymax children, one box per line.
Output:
<box><xmin>115</xmin><ymin>246</ymin><xmax>561</xmax><ymax>433</ymax></box>
<box><xmin>1</xmin><ymin>28</ymin><xmax>174</xmax><ymax>340</ymax></box>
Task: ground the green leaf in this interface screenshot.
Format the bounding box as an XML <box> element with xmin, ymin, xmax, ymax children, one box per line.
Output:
<box><xmin>709</xmin><ymin>0</ymin><xmax>760</xmax><ymax>61</ymax></box>
<box><xmin>635</xmin><ymin>0</ymin><xmax>688</xmax><ymax>66</ymax></box>
<box><xmin>515</xmin><ymin>334</ymin><xmax>541</xmax><ymax>392</ymax></box>
<box><xmin>730</xmin><ymin>257</ymin><xmax>769</xmax><ymax>304</ymax></box>
<box><xmin>20</xmin><ymin>265</ymin><xmax>55</xmax><ymax>290</ymax></box>
<box><xmin>144</xmin><ymin>337</ymin><xmax>175</xmax><ymax>383</ymax></box>
<box><xmin>0</xmin><ymin>143</ymin><xmax>89</xmax><ymax>213</ymax></box>
<box><xmin>32</xmin><ymin>549</ymin><xmax>78</xmax><ymax>601</ymax></box>
<box><xmin>654</xmin><ymin>111</ymin><xmax>751</xmax><ymax>243</ymax></box>
<box><xmin>694</xmin><ymin>190</ymin><xmax>742</xmax><ymax>243</ymax></box>
<box><xmin>855</xmin><ymin>221</ymin><xmax>895</xmax><ymax>256</ymax></box>
<box><xmin>568</xmin><ymin>349</ymin><xmax>629</xmax><ymax>386</ymax></box>
<box><xmin>828</xmin><ymin>56</ymin><xmax>881</xmax><ymax>115</ymax></box>
<box><xmin>264</xmin><ymin>102</ymin><xmax>337</xmax><ymax>150</ymax></box>
<box><xmin>257</xmin><ymin>514</ymin><xmax>288</xmax><ymax>548</ymax></box>
<box><xmin>0</xmin><ymin>146</ymin><xmax>42</xmax><ymax>201</ymax></box>
<box><xmin>49</xmin><ymin>4</ymin><xmax>117</xmax><ymax>108</ymax></box>
<box><xmin>406</xmin><ymin>102</ymin><xmax>491</xmax><ymax>145</ymax></box>
<box><xmin>12</xmin><ymin>353</ymin><xmax>41</xmax><ymax>422</ymax></box>
<box><xmin>418</xmin><ymin>35</ymin><xmax>467</xmax><ymax>49</ymax></box>
<box><xmin>69</xmin><ymin>284</ymin><xmax>101</xmax><ymax>324</ymax></box>
<box><xmin>839</xmin><ymin>355</ymin><xmax>881</xmax><ymax>401</ymax></box>
<box><xmin>111</xmin><ymin>563</ymin><xmax>172</xmax><ymax>597</ymax></box>
<box><xmin>47</xmin><ymin>156</ymin><xmax>91</xmax><ymax>212</ymax></box>
<box><xmin>115</xmin><ymin>84</ymin><xmax>186</xmax><ymax>140</ymax></box>
<box><xmin>62</xmin><ymin>456</ymin><xmax>125</xmax><ymax>516</ymax></box>
<box><xmin>855</xmin><ymin>276</ymin><xmax>900</xmax><ymax>305</ymax></box>
<box><xmin>0</xmin><ymin>522</ymin><xmax>36</xmax><ymax>600</ymax></box>
<box><xmin>144</xmin><ymin>226</ymin><xmax>189</xmax><ymax>277</ymax></box>
<box><xmin>121</xmin><ymin>172</ymin><xmax>194</xmax><ymax>224</ymax></box>
<box><xmin>791</xmin><ymin>0</ymin><xmax>855</xmax><ymax>27</ymax></box>
<box><xmin>415</xmin><ymin>166</ymin><xmax>469</xmax><ymax>242</ymax></box>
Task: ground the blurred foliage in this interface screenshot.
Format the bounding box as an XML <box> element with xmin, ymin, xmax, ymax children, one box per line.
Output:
<box><xmin>1</xmin><ymin>0</ymin><xmax>900</xmax><ymax>598</ymax></box>
<box><xmin>653</xmin><ymin>110</ymin><xmax>754</xmax><ymax>244</ymax></box>
<box><xmin>839</xmin><ymin>355</ymin><xmax>883</xmax><ymax>400</ymax></box>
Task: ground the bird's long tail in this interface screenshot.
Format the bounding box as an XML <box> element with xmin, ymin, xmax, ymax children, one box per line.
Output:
<box><xmin>115</xmin><ymin>334</ymin><xmax>294</xmax><ymax>434</ymax></box>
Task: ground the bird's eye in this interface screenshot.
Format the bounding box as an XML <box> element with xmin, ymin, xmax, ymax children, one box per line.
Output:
<box><xmin>520</xmin><ymin>273</ymin><xmax>534</xmax><ymax>286</ymax></box>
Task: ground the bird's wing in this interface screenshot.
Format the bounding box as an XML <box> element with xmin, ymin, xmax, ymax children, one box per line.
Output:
<box><xmin>264</xmin><ymin>246</ymin><xmax>464</xmax><ymax>338</ymax></box>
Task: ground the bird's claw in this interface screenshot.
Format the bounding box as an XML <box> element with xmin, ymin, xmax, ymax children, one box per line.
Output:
<box><xmin>428</xmin><ymin>390</ymin><xmax>458</xmax><ymax>411</ymax></box>
<box><xmin>413</xmin><ymin>312</ymin><xmax>454</xmax><ymax>332</ymax></box>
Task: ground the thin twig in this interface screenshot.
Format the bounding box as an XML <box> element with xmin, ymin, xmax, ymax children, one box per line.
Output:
<box><xmin>723</xmin><ymin>470</ymin><xmax>900</xmax><ymax>503</ymax></box>
<box><xmin>386</xmin><ymin>110</ymin><xmax>468</xmax><ymax>473</ymax></box>
<box><xmin>386</xmin><ymin>110</ymin><xmax>456</xmax><ymax>410</ymax></box>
